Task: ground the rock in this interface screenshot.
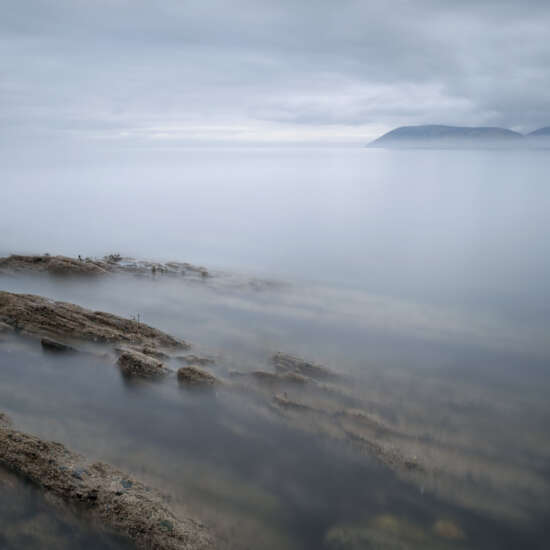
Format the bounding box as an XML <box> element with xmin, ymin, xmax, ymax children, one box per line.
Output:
<box><xmin>433</xmin><ymin>519</ymin><xmax>466</xmax><ymax>540</ymax></box>
<box><xmin>0</xmin><ymin>291</ymin><xmax>189</xmax><ymax>349</ymax></box>
<box><xmin>176</xmin><ymin>354</ymin><xmax>215</xmax><ymax>366</ymax></box>
<box><xmin>117</xmin><ymin>350</ymin><xmax>170</xmax><ymax>379</ymax></box>
<box><xmin>41</xmin><ymin>337</ymin><xmax>76</xmax><ymax>353</ymax></box>
<box><xmin>272</xmin><ymin>352</ymin><xmax>337</xmax><ymax>380</ymax></box>
<box><xmin>177</xmin><ymin>366</ymin><xmax>218</xmax><ymax>387</ymax></box>
<box><xmin>0</xmin><ymin>417</ymin><xmax>216</xmax><ymax>550</ymax></box>
<box><xmin>0</xmin><ymin>254</ymin><xmax>107</xmax><ymax>275</ymax></box>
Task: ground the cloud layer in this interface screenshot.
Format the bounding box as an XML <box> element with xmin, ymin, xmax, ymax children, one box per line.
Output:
<box><xmin>2</xmin><ymin>0</ymin><xmax>549</xmax><ymax>144</ymax></box>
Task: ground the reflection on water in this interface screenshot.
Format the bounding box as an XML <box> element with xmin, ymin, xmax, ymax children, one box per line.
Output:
<box><xmin>0</xmin><ymin>467</ymin><xmax>132</xmax><ymax>550</ymax></box>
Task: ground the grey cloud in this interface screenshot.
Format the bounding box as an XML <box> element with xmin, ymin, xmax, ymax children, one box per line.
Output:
<box><xmin>1</xmin><ymin>0</ymin><xmax>549</xmax><ymax>144</ymax></box>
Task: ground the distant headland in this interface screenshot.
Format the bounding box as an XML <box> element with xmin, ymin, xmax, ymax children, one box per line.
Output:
<box><xmin>367</xmin><ymin>125</ymin><xmax>550</xmax><ymax>148</ymax></box>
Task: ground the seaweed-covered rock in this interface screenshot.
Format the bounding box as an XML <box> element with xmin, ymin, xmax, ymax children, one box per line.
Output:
<box><xmin>0</xmin><ymin>415</ymin><xmax>215</xmax><ymax>550</ymax></box>
<box><xmin>272</xmin><ymin>352</ymin><xmax>337</xmax><ymax>380</ymax></box>
<box><xmin>177</xmin><ymin>366</ymin><xmax>218</xmax><ymax>387</ymax></box>
<box><xmin>117</xmin><ymin>350</ymin><xmax>169</xmax><ymax>379</ymax></box>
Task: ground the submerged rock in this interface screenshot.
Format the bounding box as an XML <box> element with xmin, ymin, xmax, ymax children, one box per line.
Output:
<box><xmin>0</xmin><ymin>414</ymin><xmax>215</xmax><ymax>550</ymax></box>
<box><xmin>177</xmin><ymin>366</ymin><xmax>218</xmax><ymax>387</ymax></box>
<box><xmin>272</xmin><ymin>352</ymin><xmax>337</xmax><ymax>380</ymax></box>
<box><xmin>0</xmin><ymin>291</ymin><xmax>188</xmax><ymax>349</ymax></box>
<box><xmin>41</xmin><ymin>337</ymin><xmax>76</xmax><ymax>353</ymax></box>
<box><xmin>117</xmin><ymin>350</ymin><xmax>170</xmax><ymax>379</ymax></box>
<box><xmin>176</xmin><ymin>354</ymin><xmax>215</xmax><ymax>366</ymax></box>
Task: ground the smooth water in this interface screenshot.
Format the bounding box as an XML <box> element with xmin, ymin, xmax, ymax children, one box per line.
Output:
<box><xmin>1</xmin><ymin>146</ymin><xmax>550</xmax><ymax>548</ymax></box>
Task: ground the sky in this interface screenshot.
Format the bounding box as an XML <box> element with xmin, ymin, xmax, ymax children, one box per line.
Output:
<box><xmin>1</xmin><ymin>0</ymin><xmax>549</xmax><ymax>146</ymax></box>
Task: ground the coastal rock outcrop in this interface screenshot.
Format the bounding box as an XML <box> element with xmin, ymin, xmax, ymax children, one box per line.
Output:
<box><xmin>0</xmin><ymin>415</ymin><xmax>216</xmax><ymax>550</ymax></box>
<box><xmin>0</xmin><ymin>254</ymin><xmax>108</xmax><ymax>275</ymax></box>
<box><xmin>0</xmin><ymin>291</ymin><xmax>188</xmax><ymax>349</ymax></box>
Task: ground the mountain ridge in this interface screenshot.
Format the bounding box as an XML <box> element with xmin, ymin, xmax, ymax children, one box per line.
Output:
<box><xmin>368</xmin><ymin>124</ymin><xmax>550</xmax><ymax>148</ymax></box>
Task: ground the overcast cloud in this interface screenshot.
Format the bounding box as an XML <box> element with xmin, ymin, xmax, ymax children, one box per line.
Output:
<box><xmin>1</xmin><ymin>0</ymin><xmax>549</xmax><ymax>145</ymax></box>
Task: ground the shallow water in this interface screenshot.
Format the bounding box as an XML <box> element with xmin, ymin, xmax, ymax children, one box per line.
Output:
<box><xmin>0</xmin><ymin>466</ymin><xmax>132</xmax><ymax>550</ymax></box>
<box><xmin>1</xmin><ymin>147</ymin><xmax>550</xmax><ymax>548</ymax></box>
<box><xmin>1</xmin><ymin>271</ymin><xmax>549</xmax><ymax>549</ymax></box>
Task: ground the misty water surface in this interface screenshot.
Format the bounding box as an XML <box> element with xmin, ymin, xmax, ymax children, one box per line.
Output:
<box><xmin>1</xmin><ymin>146</ymin><xmax>550</xmax><ymax>549</ymax></box>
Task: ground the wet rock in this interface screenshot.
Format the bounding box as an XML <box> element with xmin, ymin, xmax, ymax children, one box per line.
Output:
<box><xmin>176</xmin><ymin>354</ymin><xmax>215</xmax><ymax>366</ymax></box>
<box><xmin>0</xmin><ymin>415</ymin><xmax>216</xmax><ymax>550</ymax></box>
<box><xmin>0</xmin><ymin>291</ymin><xmax>188</xmax><ymax>349</ymax></box>
<box><xmin>117</xmin><ymin>350</ymin><xmax>170</xmax><ymax>379</ymax></box>
<box><xmin>272</xmin><ymin>352</ymin><xmax>337</xmax><ymax>380</ymax></box>
<box><xmin>41</xmin><ymin>337</ymin><xmax>76</xmax><ymax>353</ymax></box>
<box><xmin>177</xmin><ymin>366</ymin><xmax>218</xmax><ymax>387</ymax></box>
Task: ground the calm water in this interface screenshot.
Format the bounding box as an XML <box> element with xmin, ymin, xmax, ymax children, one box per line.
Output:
<box><xmin>1</xmin><ymin>146</ymin><xmax>550</xmax><ymax>548</ymax></box>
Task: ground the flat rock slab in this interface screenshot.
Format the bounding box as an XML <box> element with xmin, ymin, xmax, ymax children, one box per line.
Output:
<box><xmin>0</xmin><ymin>415</ymin><xmax>215</xmax><ymax>550</ymax></box>
<box><xmin>0</xmin><ymin>291</ymin><xmax>189</xmax><ymax>349</ymax></box>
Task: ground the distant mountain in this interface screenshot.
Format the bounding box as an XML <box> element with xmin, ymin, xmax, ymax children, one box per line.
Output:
<box><xmin>368</xmin><ymin>125</ymin><xmax>523</xmax><ymax>148</ymax></box>
<box><xmin>528</xmin><ymin>127</ymin><xmax>550</xmax><ymax>137</ymax></box>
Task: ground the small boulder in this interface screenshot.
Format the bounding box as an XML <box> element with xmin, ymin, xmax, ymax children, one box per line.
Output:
<box><xmin>117</xmin><ymin>350</ymin><xmax>169</xmax><ymax>379</ymax></box>
<box><xmin>177</xmin><ymin>366</ymin><xmax>218</xmax><ymax>387</ymax></box>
